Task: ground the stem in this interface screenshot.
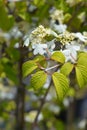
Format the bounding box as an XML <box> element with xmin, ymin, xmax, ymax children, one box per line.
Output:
<box><xmin>45</xmin><ymin>48</ymin><xmax>51</xmax><ymax>57</ymax></box>
<box><xmin>37</xmin><ymin>63</ymin><xmax>59</xmax><ymax>72</ymax></box>
<box><xmin>32</xmin><ymin>79</ymin><xmax>52</xmax><ymax>128</ymax></box>
<box><xmin>15</xmin><ymin>44</ymin><xmax>25</xmax><ymax>130</ymax></box>
<box><xmin>45</xmin><ymin>64</ymin><xmax>59</xmax><ymax>71</ymax></box>
<box><xmin>66</xmin><ymin>98</ymin><xmax>75</xmax><ymax>130</ymax></box>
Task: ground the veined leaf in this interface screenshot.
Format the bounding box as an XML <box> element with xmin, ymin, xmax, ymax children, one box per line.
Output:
<box><xmin>78</xmin><ymin>65</ymin><xmax>87</xmax><ymax>84</ymax></box>
<box><xmin>75</xmin><ymin>65</ymin><xmax>87</xmax><ymax>88</ymax></box>
<box><xmin>22</xmin><ymin>60</ymin><xmax>38</xmax><ymax>77</ymax></box>
<box><xmin>78</xmin><ymin>52</ymin><xmax>87</xmax><ymax>58</ymax></box>
<box><xmin>30</xmin><ymin>71</ymin><xmax>47</xmax><ymax>90</ymax></box>
<box><xmin>52</xmin><ymin>72</ymin><xmax>69</xmax><ymax>100</ymax></box>
<box><xmin>75</xmin><ymin>66</ymin><xmax>84</xmax><ymax>88</ymax></box>
<box><xmin>77</xmin><ymin>52</ymin><xmax>87</xmax><ymax>67</ymax></box>
<box><xmin>60</xmin><ymin>62</ymin><xmax>74</xmax><ymax>76</ymax></box>
<box><xmin>51</xmin><ymin>51</ymin><xmax>65</xmax><ymax>63</ymax></box>
<box><xmin>34</xmin><ymin>55</ymin><xmax>47</xmax><ymax>66</ymax></box>
<box><xmin>34</xmin><ymin>55</ymin><xmax>45</xmax><ymax>62</ymax></box>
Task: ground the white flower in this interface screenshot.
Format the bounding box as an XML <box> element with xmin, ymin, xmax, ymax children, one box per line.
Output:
<box><xmin>73</xmin><ymin>32</ymin><xmax>87</xmax><ymax>42</ymax></box>
<box><xmin>14</xmin><ymin>42</ymin><xmax>19</xmax><ymax>48</ymax></box>
<box><xmin>50</xmin><ymin>9</ymin><xmax>64</xmax><ymax>24</ymax></box>
<box><xmin>24</xmin><ymin>38</ymin><xmax>30</xmax><ymax>47</ymax></box>
<box><xmin>53</xmin><ymin>24</ymin><xmax>67</xmax><ymax>33</ymax></box>
<box><xmin>47</xmin><ymin>40</ymin><xmax>55</xmax><ymax>53</ymax></box>
<box><xmin>46</xmin><ymin>28</ymin><xmax>58</xmax><ymax>37</ymax></box>
<box><xmin>32</xmin><ymin>43</ymin><xmax>47</xmax><ymax>55</ymax></box>
<box><xmin>10</xmin><ymin>27</ymin><xmax>23</xmax><ymax>39</ymax></box>
<box><xmin>78</xmin><ymin>119</ymin><xmax>86</xmax><ymax>129</ymax></box>
<box><xmin>30</xmin><ymin>25</ymin><xmax>57</xmax><ymax>45</ymax></box>
<box><xmin>62</xmin><ymin>44</ymin><xmax>80</xmax><ymax>63</ymax></box>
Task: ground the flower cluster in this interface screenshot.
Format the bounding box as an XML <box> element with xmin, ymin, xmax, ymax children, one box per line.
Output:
<box><xmin>29</xmin><ymin>25</ymin><xmax>57</xmax><ymax>45</ymax></box>
<box><xmin>24</xmin><ymin>9</ymin><xmax>87</xmax><ymax>63</ymax></box>
<box><xmin>24</xmin><ymin>25</ymin><xmax>58</xmax><ymax>55</ymax></box>
<box><xmin>57</xmin><ymin>31</ymin><xmax>75</xmax><ymax>45</ymax></box>
<box><xmin>50</xmin><ymin>9</ymin><xmax>64</xmax><ymax>24</ymax></box>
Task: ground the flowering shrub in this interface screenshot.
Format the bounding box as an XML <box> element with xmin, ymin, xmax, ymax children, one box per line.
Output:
<box><xmin>23</xmin><ymin>11</ymin><xmax>87</xmax><ymax>100</ymax></box>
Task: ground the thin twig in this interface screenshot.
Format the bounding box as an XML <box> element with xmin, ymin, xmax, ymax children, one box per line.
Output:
<box><xmin>45</xmin><ymin>64</ymin><xmax>59</xmax><ymax>71</ymax></box>
<box><xmin>32</xmin><ymin>79</ymin><xmax>52</xmax><ymax>127</ymax></box>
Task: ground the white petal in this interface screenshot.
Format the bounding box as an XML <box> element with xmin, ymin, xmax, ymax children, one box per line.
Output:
<box><xmin>32</xmin><ymin>44</ymin><xmax>36</xmax><ymax>49</ymax></box>
<box><xmin>47</xmin><ymin>40</ymin><xmax>55</xmax><ymax>51</ymax></box>
<box><xmin>39</xmin><ymin>49</ymin><xmax>46</xmax><ymax>55</ymax></box>
<box><xmin>33</xmin><ymin>49</ymin><xmax>38</xmax><ymax>55</ymax></box>
<box><xmin>46</xmin><ymin>29</ymin><xmax>58</xmax><ymax>37</ymax></box>
<box><xmin>24</xmin><ymin>38</ymin><xmax>29</xmax><ymax>46</ymax></box>
<box><xmin>66</xmin><ymin>44</ymin><xmax>80</xmax><ymax>51</ymax></box>
<box><xmin>53</xmin><ymin>24</ymin><xmax>67</xmax><ymax>33</ymax></box>
<box><xmin>32</xmin><ymin>43</ymin><xmax>47</xmax><ymax>55</ymax></box>
<box><xmin>14</xmin><ymin>42</ymin><xmax>19</xmax><ymax>48</ymax></box>
<box><xmin>41</xmin><ymin>44</ymin><xmax>47</xmax><ymax>48</ymax></box>
<box><xmin>72</xmin><ymin>45</ymin><xmax>80</xmax><ymax>51</ymax></box>
<box><xmin>71</xmin><ymin>50</ymin><xmax>77</xmax><ymax>58</ymax></box>
<box><xmin>74</xmin><ymin>33</ymin><xmax>86</xmax><ymax>42</ymax></box>
<box><xmin>62</xmin><ymin>49</ymin><xmax>70</xmax><ymax>56</ymax></box>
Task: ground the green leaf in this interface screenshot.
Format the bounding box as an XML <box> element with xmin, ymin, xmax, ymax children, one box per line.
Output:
<box><xmin>3</xmin><ymin>65</ymin><xmax>18</xmax><ymax>84</ymax></box>
<box><xmin>0</xmin><ymin>57</ymin><xmax>18</xmax><ymax>83</ymax></box>
<box><xmin>52</xmin><ymin>72</ymin><xmax>69</xmax><ymax>100</ymax></box>
<box><xmin>51</xmin><ymin>51</ymin><xmax>65</xmax><ymax>63</ymax></box>
<box><xmin>60</xmin><ymin>62</ymin><xmax>74</xmax><ymax>76</ymax></box>
<box><xmin>34</xmin><ymin>0</ymin><xmax>45</xmax><ymax>6</ymax></box>
<box><xmin>0</xmin><ymin>1</ymin><xmax>14</xmax><ymax>30</ymax></box>
<box><xmin>16</xmin><ymin>2</ymin><xmax>29</xmax><ymax>21</ymax></box>
<box><xmin>1</xmin><ymin>57</ymin><xmax>10</xmax><ymax>64</ymax></box>
<box><xmin>78</xmin><ymin>52</ymin><xmax>87</xmax><ymax>58</ymax></box>
<box><xmin>6</xmin><ymin>47</ymin><xmax>20</xmax><ymax>61</ymax></box>
<box><xmin>78</xmin><ymin>65</ymin><xmax>87</xmax><ymax>84</ymax></box>
<box><xmin>75</xmin><ymin>65</ymin><xmax>87</xmax><ymax>88</ymax></box>
<box><xmin>75</xmin><ymin>67</ymin><xmax>84</xmax><ymax>88</ymax></box>
<box><xmin>77</xmin><ymin>52</ymin><xmax>87</xmax><ymax>67</ymax></box>
<box><xmin>66</xmin><ymin>88</ymin><xmax>75</xmax><ymax>97</ymax></box>
<box><xmin>34</xmin><ymin>55</ymin><xmax>47</xmax><ymax>68</ymax></box>
<box><xmin>22</xmin><ymin>60</ymin><xmax>38</xmax><ymax>77</ymax></box>
<box><xmin>30</xmin><ymin>71</ymin><xmax>47</xmax><ymax>90</ymax></box>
